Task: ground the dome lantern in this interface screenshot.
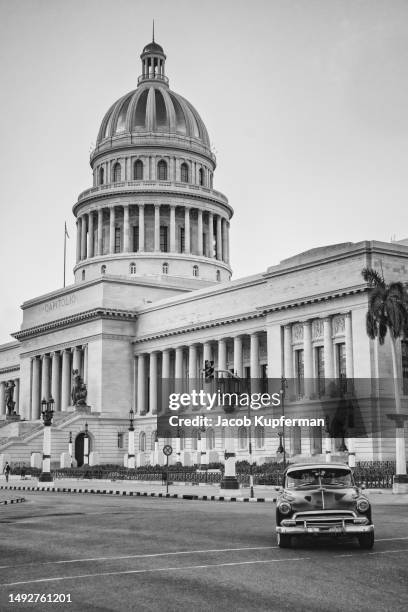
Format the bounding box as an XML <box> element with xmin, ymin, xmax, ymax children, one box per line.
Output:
<box><xmin>139</xmin><ymin>25</ymin><xmax>168</xmax><ymax>86</ymax></box>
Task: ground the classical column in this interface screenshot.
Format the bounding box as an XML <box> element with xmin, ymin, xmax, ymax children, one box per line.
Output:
<box><xmin>41</xmin><ymin>354</ymin><xmax>51</xmax><ymax>402</ymax></box>
<box><xmin>83</xmin><ymin>345</ymin><xmax>88</xmax><ymax>384</ymax></box>
<box><xmin>303</xmin><ymin>321</ymin><xmax>313</xmax><ymax>397</ymax></box>
<box><xmin>123</xmin><ymin>204</ymin><xmax>130</xmax><ymax>252</ymax></box>
<box><xmin>226</xmin><ymin>221</ymin><xmax>230</xmax><ymax>264</ymax></box>
<box><xmin>88</xmin><ymin>212</ymin><xmax>94</xmax><ymax>258</ymax></box>
<box><xmin>97</xmin><ymin>209</ymin><xmax>103</xmax><ymax>256</ymax></box>
<box><xmin>149</xmin><ymin>352</ymin><xmax>158</xmax><ymax>415</ymax></box>
<box><xmin>14</xmin><ymin>378</ymin><xmax>20</xmax><ymax>414</ymax></box>
<box><xmin>208</xmin><ymin>212</ymin><xmax>214</xmax><ymax>258</ymax></box>
<box><xmin>162</xmin><ymin>349</ymin><xmax>170</xmax><ymax>379</ymax></box>
<box><xmin>137</xmin><ymin>354</ymin><xmax>146</xmax><ymax>414</ymax></box>
<box><xmin>188</xmin><ymin>344</ymin><xmax>197</xmax><ymax>380</ymax></box>
<box><xmin>72</xmin><ymin>346</ymin><xmax>82</xmax><ymax>375</ymax></box>
<box><xmin>218</xmin><ymin>338</ymin><xmax>227</xmax><ymax>375</ymax></box>
<box><xmin>61</xmin><ymin>349</ymin><xmax>71</xmax><ymax>411</ymax></box>
<box><xmin>76</xmin><ymin>219</ymin><xmax>81</xmax><ymax>263</ymax></box>
<box><xmin>197</xmin><ymin>209</ymin><xmax>203</xmax><ymax>256</ymax></box>
<box><xmin>51</xmin><ymin>352</ymin><xmax>61</xmax><ymax>412</ymax></box>
<box><xmin>154</xmin><ymin>205</ymin><xmax>160</xmax><ymax>252</ymax></box>
<box><xmin>250</xmin><ymin>333</ymin><xmax>260</xmax><ymax>378</ymax></box>
<box><xmin>80</xmin><ymin>215</ymin><xmax>87</xmax><ymax>260</ymax></box>
<box><xmin>0</xmin><ymin>381</ymin><xmax>6</xmax><ymax>416</ymax></box>
<box><xmin>216</xmin><ymin>215</ymin><xmax>222</xmax><ymax>260</ymax></box>
<box><xmin>32</xmin><ymin>357</ymin><xmax>41</xmax><ymax>419</ymax></box>
<box><xmin>175</xmin><ymin>347</ymin><xmax>184</xmax><ymax>379</ymax></box>
<box><xmin>283</xmin><ymin>325</ymin><xmax>293</xmax><ymax>379</ymax></box>
<box><xmin>222</xmin><ymin>218</ymin><xmax>228</xmax><ymax>263</ymax></box>
<box><xmin>109</xmin><ymin>206</ymin><xmax>115</xmax><ymax>253</ymax></box>
<box><xmin>233</xmin><ymin>336</ymin><xmax>243</xmax><ymax>378</ymax></box>
<box><xmin>138</xmin><ymin>205</ymin><xmax>145</xmax><ymax>251</ymax></box>
<box><xmin>323</xmin><ymin>317</ymin><xmax>334</xmax><ymax>379</ymax></box>
<box><xmin>170</xmin><ymin>205</ymin><xmax>176</xmax><ymax>252</ymax></box>
<box><xmin>184</xmin><ymin>207</ymin><xmax>191</xmax><ymax>254</ymax></box>
<box><xmin>161</xmin><ymin>349</ymin><xmax>171</xmax><ymax>416</ymax></box>
<box><xmin>203</xmin><ymin>342</ymin><xmax>212</xmax><ymax>367</ymax></box>
<box><xmin>345</xmin><ymin>312</ymin><xmax>354</xmax><ymax>379</ymax></box>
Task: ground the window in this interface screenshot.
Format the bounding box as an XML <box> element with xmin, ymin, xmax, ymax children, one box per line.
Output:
<box><xmin>179</xmin><ymin>227</ymin><xmax>185</xmax><ymax>253</ymax></box>
<box><xmin>316</xmin><ymin>346</ymin><xmax>325</xmax><ymax>396</ymax></box>
<box><xmin>207</xmin><ymin>428</ymin><xmax>215</xmax><ymax>450</ymax></box>
<box><xmin>255</xmin><ymin>426</ymin><xmax>264</xmax><ymax>449</ymax></box>
<box><xmin>193</xmin><ymin>265</ymin><xmax>199</xmax><ymax>277</ymax></box>
<box><xmin>101</xmin><ymin>265</ymin><xmax>106</xmax><ymax>275</ymax></box>
<box><xmin>139</xmin><ymin>432</ymin><xmax>146</xmax><ymax>452</ymax></box>
<box><xmin>337</xmin><ymin>343</ymin><xmax>346</xmax><ymax>392</ymax></box>
<box><xmin>157</xmin><ymin>160</ymin><xmax>167</xmax><ymax>180</ymax></box>
<box><xmin>129</xmin><ymin>262</ymin><xmax>136</xmax><ymax>274</ymax></box>
<box><xmin>311</xmin><ymin>426</ymin><xmax>322</xmax><ymax>454</ymax></box>
<box><xmin>181</xmin><ymin>162</ymin><xmax>189</xmax><ymax>183</ymax></box>
<box><xmin>134</xmin><ymin>159</ymin><xmax>143</xmax><ymax>180</ymax></box>
<box><xmin>113</xmin><ymin>162</ymin><xmax>121</xmax><ymax>183</ymax></box>
<box><xmin>216</xmin><ymin>270</ymin><xmax>221</xmax><ymax>281</ymax></box>
<box><xmin>133</xmin><ymin>226</ymin><xmax>139</xmax><ymax>252</ymax></box>
<box><xmin>114</xmin><ymin>227</ymin><xmax>121</xmax><ymax>253</ymax></box>
<box><xmin>151</xmin><ymin>431</ymin><xmax>157</xmax><ymax>449</ymax></box>
<box><xmin>238</xmin><ymin>426</ymin><xmax>247</xmax><ymax>449</ymax></box>
<box><xmin>162</xmin><ymin>262</ymin><xmax>168</xmax><ymax>275</ymax></box>
<box><xmin>198</xmin><ymin>167</ymin><xmax>204</xmax><ymax>186</ymax></box>
<box><xmin>117</xmin><ymin>433</ymin><xmax>124</xmax><ymax>449</ymax></box>
<box><xmin>402</xmin><ymin>340</ymin><xmax>408</xmax><ymax>395</ymax></box>
<box><xmin>179</xmin><ymin>429</ymin><xmax>185</xmax><ymax>451</ymax></box>
<box><xmin>160</xmin><ymin>226</ymin><xmax>168</xmax><ymax>252</ymax></box>
<box><xmin>292</xmin><ymin>425</ymin><xmax>301</xmax><ymax>455</ymax></box>
<box><xmin>98</xmin><ymin>167</ymin><xmax>104</xmax><ymax>185</ymax></box>
<box><xmin>295</xmin><ymin>349</ymin><xmax>304</xmax><ymax>398</ymax></box>
<box><xmin>81</xmin><ymin>270</ymin><xmax>85</xmax><ymax>281</ymax></box>
<box><xmin>191</xmin><ymin>429</ymin><xmax>198</xmax><ymax>451</ymax></box>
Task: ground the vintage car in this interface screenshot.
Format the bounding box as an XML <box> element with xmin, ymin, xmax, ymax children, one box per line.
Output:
<box><xmin>275</xmin><ymin>463</ymin><xmax>374</xmax><ymax>549</ymax></box>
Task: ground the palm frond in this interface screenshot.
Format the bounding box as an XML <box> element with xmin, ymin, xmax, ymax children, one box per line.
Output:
<box><xmin>362</xmin><ymin>267</ymin><xmax>385</xmax><ymax>287</ymax></box>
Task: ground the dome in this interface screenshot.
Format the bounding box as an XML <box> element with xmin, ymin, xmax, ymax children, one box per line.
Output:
<box><xmin>96</xmin><ymin>84</ymin><xmax>211</xmax><ymax>148</ymax></box>
<box><xmin>142</xmin><ymin>41</ymin><xmax>164</xmax><ymax>55</ymax></box>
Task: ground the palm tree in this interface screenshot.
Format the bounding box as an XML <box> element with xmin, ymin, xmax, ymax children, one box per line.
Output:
<box><xmin>362</xmin><ymin>267</ymin><xmax>408</xmax><ymax>475</ymax></box>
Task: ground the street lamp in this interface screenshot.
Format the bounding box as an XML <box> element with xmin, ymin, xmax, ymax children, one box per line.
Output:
<box><xmin>128</xmin><ymin>408</ymin><xmax>135</xmax><ymax>469</ymax></box>
<box><xmin>83</xmin><ymin>422</ymin><xmax>89</xmax><ymax>466</ymax></box>
<box><xmin>279</xmin><ymin>377</ymin><xmax>288</xmax><ymax>468</ymax></box>
<box><xmin>68</xmin><ymin>431</ymin><xmax>73</xmax><ymax>468</ymax></box>
<box><xmin>39</xmin><ymin>397</ymin><xmax>55</xmax><ymax>482</ymax></box>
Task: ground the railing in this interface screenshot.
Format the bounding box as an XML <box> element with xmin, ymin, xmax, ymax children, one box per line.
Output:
<box><xmin>353</xmin><ymin>461</ymin><xmax>397</xmax><ymax>489</ymax></box>
<box><xmin>137</xmin><ymin>73</ymin><xmax>169</xmax><ymax>85</ymax></box>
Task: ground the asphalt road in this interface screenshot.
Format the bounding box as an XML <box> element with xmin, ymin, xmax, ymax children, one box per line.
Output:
<box><xmin>0</xmin><ymin>492</ymin><xmax>407</xmax><ymax>612</ymax></box>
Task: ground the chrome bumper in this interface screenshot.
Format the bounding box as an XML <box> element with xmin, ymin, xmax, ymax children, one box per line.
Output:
<box><xmin>276</xmin><ymin>523</ymin><xmax>374</xmax><ymax>536</ymax></box>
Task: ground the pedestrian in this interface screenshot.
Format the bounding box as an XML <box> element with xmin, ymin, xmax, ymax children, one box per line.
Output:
<box><xmin>3</xmin><ymin>462</ymin><xmax>11</xmax><ymax>483</ymax></box>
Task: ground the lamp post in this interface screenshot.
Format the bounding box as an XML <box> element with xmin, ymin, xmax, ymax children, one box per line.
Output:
<box><xmin>279</xmin><ymin>377</ymin><xmax>287</xmax><ymax>468</ymax></box>
<box><xmin>68</xmin><ymin>431</ymin><xmax>73</xmax><ymax>468</ymax></box>
<box><xmin>128</xmin><ymin>408</ymin><xmax>135</xmax><ymax>469</ymax></box>
<box><xmin>83</xmin><ymin>422</ymin><xmax>89</xmax><ymax>466</ymax></box>
<box><xmin>39</xmin><ymin>397</ymin><xmax>54</xmax><ymax>482</ymax></box>
<box><xmin>247</xmin><ymin>403</ymin><xmax>254</xmax><ymax>498</ymax></box>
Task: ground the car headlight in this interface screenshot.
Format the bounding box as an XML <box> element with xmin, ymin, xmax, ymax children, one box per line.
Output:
<box><xmin>356</xmin><ymin>498</ymin><xmax>370</xmax><ymax>513</ymax></box>
<box><xmin>278</xmin><ymin>501</ymin><xmax>292</xmax><ymax>515</ymax></box>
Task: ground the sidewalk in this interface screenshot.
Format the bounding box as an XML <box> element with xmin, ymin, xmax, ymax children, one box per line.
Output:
<box><xmin>2</xmin><ymin>476</ymin><xmax>408</xmax><ymax>504</ymax></box>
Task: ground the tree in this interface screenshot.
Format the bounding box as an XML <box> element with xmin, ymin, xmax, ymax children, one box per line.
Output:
<box><xmin>362</xmin><ymin>267</ymin><xmax>408</xmax><ymax>474</ymax></box>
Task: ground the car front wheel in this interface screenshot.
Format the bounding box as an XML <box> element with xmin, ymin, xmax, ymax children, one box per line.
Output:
<box><xmin>358</xmin><ymin>532</ymin><xmax>374</xmax><ymax>549</ymax></box>
<box><xmin>277</xmin><ymin>533</ymin><xmax>291</xmax><ymax>548</ymax></box>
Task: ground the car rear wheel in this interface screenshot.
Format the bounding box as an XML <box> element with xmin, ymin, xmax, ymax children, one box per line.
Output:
<box><xmin>358</xmin><ymin>532</ymin><xmax>374</xmax><ymax>549</ymax></box>
<box><xmin>277</xmin><ymin>533</ymin><xmax>291</xmax><ymax>548</ymax></box>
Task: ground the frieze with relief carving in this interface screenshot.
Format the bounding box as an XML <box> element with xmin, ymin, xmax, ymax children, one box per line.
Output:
<box><xmin>333</xmin><ymin>315</ymin><xmax>345</xmax><ymax>336</ymax></box>
<box><xmin>292</xmin><ymin>323</ymin><xmax>303</xmax><ymax>343</ymax></box>
<box><xmin>312</xmin><ymin>319</ymin><xmax>324</xmax><ymax>340</ymax></box>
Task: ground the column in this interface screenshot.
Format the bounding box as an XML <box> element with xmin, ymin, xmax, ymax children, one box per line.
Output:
<box><xmin>250</xmin><ymin>333</ymin><xmax>260</xmax><ymax>378</ymax></box>
<box><xmin>72</xmin><ymin>346</ymin><xmax>82</xmax><ymax>375</ymax></box>
<box><xmin>161</xmin><ymin>349</ymin><xmax>170</xmax><ymax>416</ymax></box>
<box><xmin>0</xmin><ymin>381</ymin><xmax>6</xmax><ymax>416</ymax></box>
<box><xmin>51</xmin><ymin>352</ymin><xmax>61</xmax><ymax>412</ymax></box>
<box><xmin>175</xmin><ymin>347</ymin><xmax>183</xmax><ymax>379</ymax></box>
<box><xmin>266</xmin><ymin>323</ymin><xmax>282</xmax><ymax>378</ymax></box>
<box><xmin>76</xmin><ymin>219</ymin><xmax>81</xmax><ymax>263</ymax></box>
<box><xmin>137</xmin><ymin>354</ymin><xmax>146</xmax><ymax>414</ymax></box>
<box><xmin>169</xmin><ymin>157</ymin><xmax>175</xmax><ymax>183</ymax></box>
<box><xmin>222</xmin><ymin>218</ymin><xmax>228</xmax><ymax>262</ymax></box>
<box><xmin>208</xmin><ymin>212</ymin><xmax>214</xmax><ymax>258</ymax></box>
<box><xmin>138</xmin><ymin>205</ymin><xmax>145</xmax><ymax>251</ymax></box>
<box><xmin>226</xmin><ymin>221</ymin><xmax>230</xmax><ymax>264</ymax></box>
<box><xmin>184</xmin><ymin>207</ymin><xmax>191</xmax><ymax>254</ymax></box>
<box><xmin>283</xmin><ymin>325</ymin><xmax>293</xmax><ymax>379</ymax></box>
<box><xmin>323</xmin><ymin>317</ymin><xmax>334</xmax><ymax>379</ymax></box>
<box><xmin>32</xmin><ymin>357</ymin><xmax>41</xmax><ymax>419</ymax></box>
<box><xmin>14</xmin><ymin>378</ymin><xmax>20</xmax><ymax>414</ymax></box>
<box><xmin>233</xmin><ymin>336</ymin><xmax>243</xmax><ymax>378</ymax></box>
<box><xmin>41</xmin><ymin>354</ymin><xmax>51</xmax><ymax>402</ymax></box>
<box><xmin>216</xmin><ymin>215</ymin><xmax>222</xmax><ymax>260</ymax></box>
<box><xmin>123</xmin><ymin>204</ymin><xmax>130</xmax><ymax>252</ymax></box>
<box><xmin>61</xmin><ymin>349</ymin><xmax>71</xmax><ymax>411</ymax></box>
<box><xmin>87</xmin><ymin>212</ymin><xmax>94</xmax><ymax>258</ymax></box>
<box><xmin>345</xmin><ymin>312</ymin><xmax>354</xmax><ymax>378</ymax></box>
<box><xmin>97</xmin><ymin>209</ymin><xmax>103</xmax><ymax>256</ymax></box>
<box><xmin>303</xmin><ymin>321</ymin><xmax>313</xmax><ymax>397</ymax></box>
<box><xmin>218</xmin><ymin>338</ymin><xmax>227</xmax><ymax>375</ymax></box>
<box><xmin>83</xmin><ymin>345</ymin><xmax>88</xmax><ymax>384</ymax></box>
<box><xmin>197</xmin><ymin>209</ymin><xmax>203</xmax><ymax>256</ymax></box>
<box><xmin>149</xmin><ymin>352</ymin><xmax>158</xmax><ymax>415</ymax></box>
<box><xmin>109</xmin><ymin>206</ymin><xmax>115</xmax><ymax>253</ymax></box>
<box><xmin>203</xmin><ymin>342</ymin><xmax>212</xmax><ymax>367</ymax></box>
<box><xmin>154</xmin><ymin>205</ymin><xmax>160</xmax><ymax>252</ymax></box>
<box><xmin>80</xmin><ymin>215</ymin><xmax>87</xmax><ymax>260</ymax></box>
<box><xmin>170</xmin><ymin>205</ymin><xmax>176</xmax><ymax>252</ymax></box>
<box><xmin>188</xmin><ymin>344</ymin><xmax>197</xmax><ymax>380</ymax></box>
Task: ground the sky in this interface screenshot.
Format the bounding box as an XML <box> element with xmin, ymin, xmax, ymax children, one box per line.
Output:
<box><xmin>0</xmin><ymin>0</ymin><xmax>407</xmax><ymax>343</ymax></box>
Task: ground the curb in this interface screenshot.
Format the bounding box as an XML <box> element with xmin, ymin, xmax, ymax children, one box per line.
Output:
<box><xmin>0</xmin><ymin>496</ymin><xmax>26</xmax><ymax>505</ymax></box>
<box><xmin>0</xmin><ymin>485</ymin><xmax>276</xmax><ymax>504</ymax></box>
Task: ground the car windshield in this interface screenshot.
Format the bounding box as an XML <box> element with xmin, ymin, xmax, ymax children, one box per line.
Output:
<box><xmin>286</xmin><ymin>468</ymin><xmax>353</xmax><ymax>489</ymax></box>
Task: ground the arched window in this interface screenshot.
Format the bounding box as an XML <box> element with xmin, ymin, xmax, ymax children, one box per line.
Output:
<box><xmin>179</xmin><ymin>428</ymin><xmax>185</xmax><ymax>451</ymax></box>
<box><xmin>181</xmin><ymin>162</ymin><xmax>189</xmax><ymax>183</ymax></box>
<box><xmin>216</xmin><ymin>270</ymin><xmax>221</xmax><ymax>281</ymax></box>
<box><xmin>101</xmin><ymin>265</ymin><xmax>106</xmax><ymax>275</ymax></box>
<box><xmin>191</xmin><ymin>429</ymin><xmax>198</xmax><ymax>451</ymax></box>
<box><xmin>81</xmin><ymin>270</ymin><xmax>85</xmax><ymax>281</ymax></box>
<box><xmin>238</xmin><ymin>426</ymin><xmax>247</xmax><ymax>449</ymax></box>
<box><xmin>99</xmin><ymin>167</ymin><xmax>104</xmax><ymax>185</ymax></box>
<box><xmin>134</xmin><ymin>159</ymin><xmax>143</xmax><ymax>180</ymax></box>
<box><xmin>198</xmin><ymin>167</ymin><xmax>204</xmax><ymax>186</ymax></box>
<box><xmin>129</xmin><ymin>262</ymin><xmax>136</xmax><ymax>274</ymax></box>
<box><xmin>139</xmin><ymin>431</ymin><xmax>146</xmax><ymax>452</ymax></box>
<box><xmin>157</xmin><ymin>160</ymin><xmax>167</xmax><ymax>180</ymax></box>
<box><xmin>255</xmin><ymin>426</ymin><xmax>265</xmax><ymax>449</ymax></box>
<box><xmin>162</xmin><ymin>262</ymin><xmax>168</xmax><ymax>275</ymax></box>
<box><xmin>151</xmin><ymin>430</ymin><xmax>157</xmax><ymax>450</ymax></box>
<box><xmin>193</xmin><ymin>265</ymin><xmax>199</xmax><ymax>277</ymax></box>
<box><xmin>206</xmin><ymin>428</ymin><xmax>215</xmax><ymax>450</ymax></box>
<box><xmin>113</xmin><ymin>162</ymin><xmax>121</xmax><ymax>183</ymax></box>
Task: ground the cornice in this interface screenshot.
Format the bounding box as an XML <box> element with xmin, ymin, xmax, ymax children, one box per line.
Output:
<box><xmin>12</xmin><ymin>308</ymin><xmax>138</xmax><ymax>341</ymax></box>
<box><xmin>0</xmin><ymin>365</ymin><xmax>20</xmax><ymax>376</ymax></box>
<box><xmin>259</xmin><ymin>285</ymin><xmax>367</xmax><ymax>314</ymax></box>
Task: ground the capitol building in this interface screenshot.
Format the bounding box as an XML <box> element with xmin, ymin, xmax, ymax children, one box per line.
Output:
<box><xmin>1</xmin><ymin>38</ymin><xmax>407</xmax><ymax>470</ymax></box>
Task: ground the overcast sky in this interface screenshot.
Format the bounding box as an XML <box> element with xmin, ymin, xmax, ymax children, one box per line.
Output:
<box><xmin>0</xmin><ymin>0</ymin><xmax>407</xmax><ymax>343</ymax></box>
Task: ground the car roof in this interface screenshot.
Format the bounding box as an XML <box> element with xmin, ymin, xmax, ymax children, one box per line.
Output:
<box><xmin>285</xmin><ymin>463</ymin><xmax>351</xmax><ymax>474</ymax></box>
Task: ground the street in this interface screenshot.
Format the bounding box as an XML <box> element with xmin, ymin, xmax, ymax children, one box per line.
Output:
<box><xmin>0</xmin><ymin>492</ymin><xmax>407</xmax><ymax>612</ymax></box>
